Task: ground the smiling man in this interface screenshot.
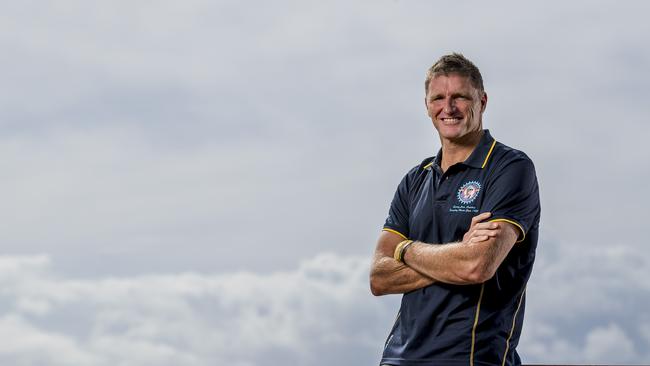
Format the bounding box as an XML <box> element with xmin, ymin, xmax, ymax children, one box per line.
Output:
<box><xmin>370</xmin><ymin>53</ymin><xmax>541</xmax><ymax>366</ymax></box>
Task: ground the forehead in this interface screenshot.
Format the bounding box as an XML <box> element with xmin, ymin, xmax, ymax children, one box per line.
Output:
<box><xmin>427</xmin><ymin>73</ymin><xmax>477</xmax><ymax>94</ymax></box>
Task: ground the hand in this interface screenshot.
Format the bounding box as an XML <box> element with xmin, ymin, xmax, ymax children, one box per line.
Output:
<box><xmin>462</xmin><ymin>212</ymin><xmax>500</xmax><ymax>245</ymax></box>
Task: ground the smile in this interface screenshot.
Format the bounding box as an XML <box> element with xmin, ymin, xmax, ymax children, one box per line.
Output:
<box><xmin>441</xmin><ymin>118</ymin><xmax>461</xmax><ymax>123</ymax></box>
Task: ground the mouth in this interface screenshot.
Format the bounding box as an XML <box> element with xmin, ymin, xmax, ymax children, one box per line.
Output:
<box><xmin>440</xmin><ymin>117</ymin><xmax>462</xmax><ymax>124</ymax></box>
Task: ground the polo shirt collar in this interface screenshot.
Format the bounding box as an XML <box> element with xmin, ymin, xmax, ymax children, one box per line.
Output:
<box><xmin>433</xmin><ymin>129</ymin><xmax>497</xmax><ymax>170</ymax></box>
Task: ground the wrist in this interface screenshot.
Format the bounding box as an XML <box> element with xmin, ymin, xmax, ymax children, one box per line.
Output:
<box><xmin>400</xmin><ymin>240</ymin><xmax>415</xmax><ymax>264</ymax></box>
<box><xmin>394</xmin><ymin>239</ymin><xmax>414</xmax><ymax>263</ymax></box>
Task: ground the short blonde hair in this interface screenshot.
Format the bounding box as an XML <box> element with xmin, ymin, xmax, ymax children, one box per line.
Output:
<box><xmin>425</xmin><ymin>53</ymin><xmax>484</xmax><ymax>95</ymax></box>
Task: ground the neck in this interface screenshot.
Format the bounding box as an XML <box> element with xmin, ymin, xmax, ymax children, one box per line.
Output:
<box><xmin>439</xmin><ymin>129</ymin><xmax>484</xmax><ymax>172</ymax></box>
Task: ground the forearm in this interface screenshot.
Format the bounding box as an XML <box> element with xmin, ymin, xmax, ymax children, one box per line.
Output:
<box><xmin>396</xmin><ymin>218</ymin><xmax>518</xmax><ymax>285</ymax></box>
<box><xmin>403</xmin><ymin>241</ymin><xmax>489</xmax><ymax>285</ymax></box>
<box><xmin>403</xmin><ymin>222</ymin><xmax>517</xmax><ymax>285</ymax></box>
<box><xmin>369</xmin><ymin>219</ymin><xmax>516</xmax><ymax>292</ymax></box>
<box><xmin>370</xmin><ymin>253</ymin><xmax>435</xmax><ymax>295</ymax></box>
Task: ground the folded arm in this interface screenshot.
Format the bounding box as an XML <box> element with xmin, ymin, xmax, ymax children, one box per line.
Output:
<box><xmin>369</xmin><ymin>212</ymin><xmax>519</xmax><ymax>295</ymax></box>
<box><xmin>403</xmin><ymin>218</ymin><xmax>519</xmax><ymax>285</ymax></box>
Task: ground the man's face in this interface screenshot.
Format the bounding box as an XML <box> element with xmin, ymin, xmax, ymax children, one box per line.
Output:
<box><xmin>425</xmin><ymin>73</ymin><xmax>487</xmax><ymax>142</ymax></box>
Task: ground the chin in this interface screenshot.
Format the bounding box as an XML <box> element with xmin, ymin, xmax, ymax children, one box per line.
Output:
<box><xmin>436</xmin><ymin>127</ymin><xmax>465</xmax><ymax>139</ymax></box>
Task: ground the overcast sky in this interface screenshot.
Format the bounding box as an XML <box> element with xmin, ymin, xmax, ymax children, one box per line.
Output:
<box><xmin>1</xmin><ymin>1</ymin><xmax>649</xmax><ymax>365</ymax></box>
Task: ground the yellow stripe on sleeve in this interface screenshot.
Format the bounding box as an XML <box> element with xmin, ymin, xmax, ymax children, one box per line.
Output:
<box><xmin>489</xmin><ymin>218</ymin><xmax>526</xmax><ymax>243</ymax></box>
<box><xmin>382</xmin><ymin>228</ymin><xmax>407</xmax><ymax>240</ymax></box>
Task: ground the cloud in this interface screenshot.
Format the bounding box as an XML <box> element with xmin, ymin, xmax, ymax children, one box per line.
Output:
<box><xmin>1</xmin><ymin>1</ymin><xmax>650</xmax><ymax>364</ymax></box>
<box><xmin>2</xmin><ymin>0</ymin><xmax>650</xmax><ymax>279</ymax></box>
<box><xmin>2</xmin><ymin>246</ymin><xmax>650</xmax><ymax>365</ymax></box>
<box><xmin>583</xmin><ymin>324</ymin><xmax>636</xmax><ymax>363</ymax></box>
<box><xmin>0</xmin><ymin>315</ymin><xmax>99</xmax><ymax>365</ymax></box>
<box><xmin>0</xmin><ymin>253</ymin><xmax>398</xmax><ymax>365</ymax></box>
<box><xmin>519</xmin><ymin>243</ymin><xmax>650</xmax><ymax>363</ymax></box>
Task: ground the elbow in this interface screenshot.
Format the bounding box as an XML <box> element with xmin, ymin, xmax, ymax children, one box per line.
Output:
<box><xmin>370</xmin><ymin>284</ymin><xmax>384</xmax><ymax>296</ymax></box>
<box><xmin>457</xmin><ymin>259</ymin><xmax>496</xmax><ymax>284</ymax></box>
<box><xmin>369</xmin><ymin>274</ymin><xmax>386</xmax><ymax>296</ymax></box>
<box><xmin>463</xmin><ymin>270</ymin><xmax>495</xmax><ymax>284</ymax></box>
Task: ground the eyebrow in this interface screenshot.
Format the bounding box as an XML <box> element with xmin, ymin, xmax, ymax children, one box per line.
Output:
<box><xmin>428</xmin><ymin>92</ymin><xmax>473</xmax><ymax>101</ymax></box>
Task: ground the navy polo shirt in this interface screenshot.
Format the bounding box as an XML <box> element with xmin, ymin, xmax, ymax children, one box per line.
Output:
<box><xmin>381</xmin><ymin>130</ymin><xmax>540</xmax><ymax>366</ymax></box>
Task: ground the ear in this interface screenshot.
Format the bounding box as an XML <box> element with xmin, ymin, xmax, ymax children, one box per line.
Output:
<box><xmin>480</xmin><ymin>92</ymin><xmax>488</xmax><ymax>113</ymax></box>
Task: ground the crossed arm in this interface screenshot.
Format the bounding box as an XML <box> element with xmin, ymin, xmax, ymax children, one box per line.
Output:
<box><xmin>369</xmin><ymin>212</ymin><xmax>520</xmax><ymax>296</ymax></box>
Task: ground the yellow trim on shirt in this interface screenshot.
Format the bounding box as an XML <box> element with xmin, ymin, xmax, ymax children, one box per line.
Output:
<box><xmin>501</xmin><ymin>289</ymin><xmax>526</xmax><ymax>366</ymax></box>
<box><xmin>382</xmin><ymin>228</ymin><xmax>408</xmax><ymax>240</ymax></box>
<box><xmin>470</xmin><ymin>283</ymin><xmax>485</xmax><ymax>366</ymax></box>
<box><xmin>489</xmin><ymin>218</ymin><xmax>526</xmax><ymax>243</ymax></box>
<box><xmin>481</xmin><ymin>140</ymin><xmax>497</xmax><ymax>169</ymax></box>
<box><xmin>423</xmin><ymin>162</ymin><xmax>433</xmax><ymax>170</ymax></box>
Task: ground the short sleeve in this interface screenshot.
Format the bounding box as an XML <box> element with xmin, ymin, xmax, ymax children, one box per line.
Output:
<box><xmin>482</xmin><ymin>157</ymin><xmax>540</xmax><ymax>243</ymax></box>
<box><xmin>382</xmin><ymin>171</ymin><xmax>412</xmax><ymax>240</ymax></box>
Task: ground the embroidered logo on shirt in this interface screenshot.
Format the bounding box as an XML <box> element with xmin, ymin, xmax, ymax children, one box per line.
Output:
<box><xmin>457</xmin><ymin>181</ymin><xmax>481</xmax><ymax>205</ymax></box>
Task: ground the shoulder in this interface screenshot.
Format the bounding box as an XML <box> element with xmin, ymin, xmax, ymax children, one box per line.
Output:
<box><xmin>486</xmin><ymin>141</ymin><xmax>539</xmax><ymax>189</ymax></box>
<box><xmin>489</xmin><ymin>141</ymin><xmax>536</xmax><ymax>172</ymax></box>
<box><xmin>398</xmin><ymin>156</ymin><xmax>435</xmax><ymax>189</ymax></box>
<box><xmin>410</xmin><ymin>156</ymin><xmax>436</xmax><ymax>177</ymax></box>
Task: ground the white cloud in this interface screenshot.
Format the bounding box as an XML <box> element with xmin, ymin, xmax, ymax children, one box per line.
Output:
<box><xmin>1</xmin><ymin>1</ymin><xmax>650</xmax><ymax>364</ymax></box>
<box><xmin>2</xmin><ymin>248</ymin><xmax>650</xmax><ymax>365</ymax></box>
<box><xmin>519</xmin><ymin>244</ymin><xmax>650</xmax><ymax>363</ymax></box>
<box><xmin>0</xmin><ymin>253</ymin><xmax>397</xmax><ymax>365</ymax></box>
<box><xmin>1</xmin><ymin>0</ymin><xmax>650</xmax><ymax>279</ymax></box>
<box><xmin>0</xmin><ymin>315</ymin><xmax>99</xmax><ymax>366</ymax></box>
<box><xmin>584</xmin><ymin>324</ymin><xmax>636</xmax><ymax>363</ymax></box>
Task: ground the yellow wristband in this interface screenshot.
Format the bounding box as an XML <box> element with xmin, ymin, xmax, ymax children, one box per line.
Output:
<box><xmin>400</xmin><ymin>240</ymin><xmax>415</xmax><ymax>264</ymax></box>
<box><xmin>394</xmin><ymin>240</ymin><xmax>407</xmax><ymax>261</ymax></box>
<box><xmin>394</xmin><ymin>240</ymin><xmax>413</xmax><ymax>262</ymax></box>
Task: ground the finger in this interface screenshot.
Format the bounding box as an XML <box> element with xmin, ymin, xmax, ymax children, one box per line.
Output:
<box><xmin>472</xmin><ymin>222</ymin><xmax>499</xmax><ymax>230</ymax></box>
<box><xmin>471</xmin><ymin>229</ymin><xmax>499</xmax><ymax>237</ymax></box>
<box><xmin>471</xmin><ymin>212</ymin><xmax>492</xmax><ymax>226</ymax></box>
<box><xmin>470</xmin><ymin>235</ymin><xmax>490</xmax><ymax>243</ymax></box>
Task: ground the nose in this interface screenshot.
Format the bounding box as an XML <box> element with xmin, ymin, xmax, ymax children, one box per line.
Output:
<box><xmin>443</xmin><ymin>98</ymin><xmax>455</xmax><ymax>114</ymax></box>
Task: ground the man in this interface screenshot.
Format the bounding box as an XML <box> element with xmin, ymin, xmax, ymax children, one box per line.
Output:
<box><xmin>370</xmin><ymin>53</ymin><xmax>540</xmax><ymax>366</ymax></box>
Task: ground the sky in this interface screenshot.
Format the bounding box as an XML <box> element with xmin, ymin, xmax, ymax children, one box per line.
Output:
<box><xmin>1</xmin><ymin>0</ymin><xmax>649</xmax><ymax>364</ymax></box>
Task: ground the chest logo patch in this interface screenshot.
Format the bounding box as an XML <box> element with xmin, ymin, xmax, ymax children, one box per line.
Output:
<box><xmin>457</xmin><ymin>181</ymin><xmax>481</xmax><ymax>205</ymax></box>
